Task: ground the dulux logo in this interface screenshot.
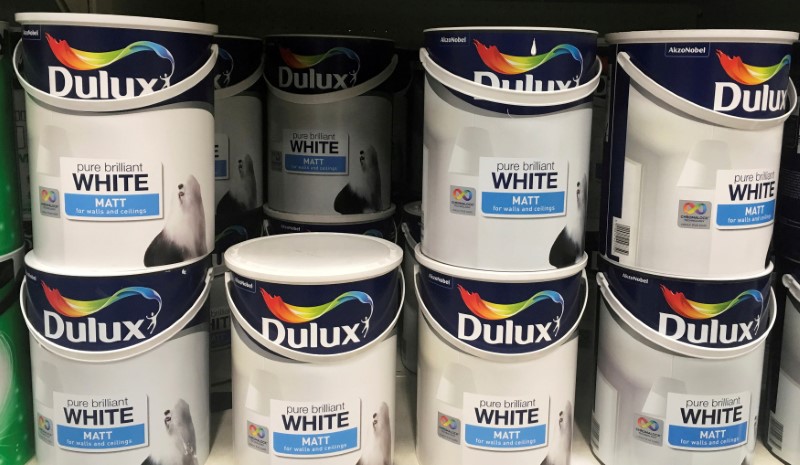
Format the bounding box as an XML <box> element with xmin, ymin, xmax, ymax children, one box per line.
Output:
<box><xmin>277</xmin><ymin>46</ymin><xmax>360</xmax><ymax>90</ymax></box>
<box><xmin>713</xmin><ymin>50</ymin><xmax>790</xmax><ymax>113</ymax></box>
<box><xmin>45</xmin><ymin>33</ymin><xmax>175</xmax><ymax>99</ymax></box>
<box><xmin>456</xmin><ymin>285</ymin><xmax>564</xmax><ymax>346</ymax></box>
<box><xmin>657</xmin><ymin>285</ymin><xmax>764</xmax><ymax>345</ymax></box>
<box><xmin>40</xmin><ymin>282</ymin><xmax>163</xmax><ymax>345</ymax></box>
<box><xmin>260</xmin><ymin>288</ymin><xmax>373</xmax><ymax>350</ymax></box>
<box><xmin>472</xmin><ymin>39</ymin><xmax>584</xmax><ymax>92</ymax></box>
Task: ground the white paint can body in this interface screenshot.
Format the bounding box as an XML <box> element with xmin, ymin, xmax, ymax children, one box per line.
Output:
<box><xmin>263</xmin><ymin>204</ymin><xmax>397</xmax><ymax>243</ymax></box>
<box><xmin>225</xmin><ymin>234</ymin><xmax>403</xmax><ymax>465</ymax></box>
<box><xmin>14</xmin><ymin>13</ymin><xmax>218</xmax><ymax>271</ymax></box>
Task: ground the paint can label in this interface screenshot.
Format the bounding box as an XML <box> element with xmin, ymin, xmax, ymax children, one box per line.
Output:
<box><xmin>60</xmin><ymin>158</ymin><xmax>163</xmax><ymax>221</ymax></box>
<box><xmin>714</xmin><ymin>169</ymin><xmax>777</xmax><ymax>229</ymax></box>
<box><xmin>602</xmin><ymin>261</ymin><xmax>772</xmax><ymax>350</ymax></box>
<box><xmin>665</xmin><ymin>392</ymin><xmax>750</xmax><ymax>450</ymax></box>
<box><xmin>417</xmin><ymin>266</ymin><xmax>583</xmax><ymax>356</ymax></box>
<box><xmin>462</xmin><ymin>393</ymin><xmax>549</xmax><ymax>451</ymax></box>
<box><xmin>479</xmin><ymin>158</ymin><xmax>568</xmax><ymax>218</ymax></box>
<box><xmin>229</xmin><ymin>270</ymin><xmax>399</xmax><ymax>358</ymax></box>
<box><xmin>270</xmin><ymin>398</ymin><xmax>360</xmax><ymax>458</ymax></box>
<box><xmin>283</xmin><ymin>129</ymin><xmax>349</xmax><ymax>175</ymax></box>
<box><xmin>53</xmin><ymin>392</ymin><xmax>148</xmax><ymax>452</ymax></box>
<box><xmin>24</xmin><ymin>256</ymin><xmax>210</xmax><ymax>354</ymax></box>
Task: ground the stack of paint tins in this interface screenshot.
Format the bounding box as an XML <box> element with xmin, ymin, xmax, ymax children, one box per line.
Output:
<box><xmin>0</xmin><ymin>20</ymin><xmax>34</xmax><ymax>465</ymax></box>
<box><xmin>766</xmin><ymin>41</ymin><xmax>800</xmax><ymax>464</ymax></box>
<box><xmin>415</xmin><ymin>27</ymin><xmax>600</xmax><ymax>465</ymax></box>
<box><xmin>224</xmin><ymin>233</ymin><xmax>404</xmax><ymax>464</ymax></box>
<box><xmin>13</xmin><ymin>13</ymin><xmax>218</xmax><ymax>465</ymax></box>
<box><xmin>263</xmin><ymin>35</ymin><xmax>398</xmax><ymax>242</ymax></box>
<box><xmin>593</xmin><ymin>30</ymin><xmax>798</xmax><ymax>465</ymax></box>
<box><xmin>208</xmin><ymin>34</ymin><xmax>265</xmax><ymax>388</ymax></box>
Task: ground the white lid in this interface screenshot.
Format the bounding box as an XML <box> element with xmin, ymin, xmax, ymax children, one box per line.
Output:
<box><xmin>263</xmin><ymin>204</ymin><xmax>396</xmax><ymax>224</ymax></box>
<box><xmin>415</xmin><ymin>244</ymin><xmax>587</xmax><ymax>282</ymax></box>
<box><xmin>225</xmin><ymin>233</ymin><xmax>403</xmax><ymax>285</ymax></box>
<box><xmin>606</xmin><ymin>29</ymin><xmax>798</xmax><ymax>45</ymax></box>
<box><xmin>424</xmin><ymin>26</ymin><xmax>597</xmax><ymax>35</ymax></box>
<box><xmin>15</xmin><ymin>12</ymin><xmax>218</xmax><ymax>35</ymax></box>
<box><xmin>24</xmin><ymin>250</ymin><xmax>208</xmax><ymax>276</ymax></box>
<box><xmin>403</xmin><ymin>201</ymin><xmax>421</xmax><ymax>217</ymax></box>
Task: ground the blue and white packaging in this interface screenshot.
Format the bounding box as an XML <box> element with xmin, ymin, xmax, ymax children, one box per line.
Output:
<box><xmin>264</xmin><ymin>204</ymin><xmax>397</xmax><ymax>243</ymax></box>
<box><xmin>225</xmin><ymin>234</ymin><xmax>403</xmax><ymax>465</ymax></box>
<box><xmin>592</xmin><ymin>270</ymin><xmax>775</xmax><ymax>465</ymax></box>
<box><xmin>420</xmin><ymin>27</ymin><xmax>599</xmax><ymax>271</ymax></box>
<box><xmin>414</xmin><ymin>246</ymin><xmax>587</xmax><ymax>465</ymax></box>
<box><xmin>265</xmin><ymin>35</ymin><xmax>397</xmax><ymax>216</ymax></box>
<box><xmin>21</xmin><ymin>252</ymin><xmax>213</xmax><ymax>465</ymax></box>
<box><xmin>600</xmin><ymin>30</ymin><xmax>798</xmax><ymax>278</ymax></box>
<box><xmin>14</xmin><ymin>13</ymin><xmax>218</xmax><ymax>271</ymax></box>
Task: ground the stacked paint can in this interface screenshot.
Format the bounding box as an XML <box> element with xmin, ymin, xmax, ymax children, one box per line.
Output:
<box><xmin>225</xmin><ymin>233</ymin><xmax>403</xmax><ymax>464</ymax></box>
<box><xmin>766</xmin><ymin>41</ymin><xmax>800</xmax><ymax>464</ymax></box>
<box><xmin>593</xmin><ymin>30</ymin><xmax>798</xmax><ymax>465</ymax></box>
<box><xmin>209</xmin><ymin>34</ymin><xmax>265</xmax><ymax>387</ymax></box>
<box><xmin>415</xmin><ymin>27</ymin><xmax>599</xmax><ymax>465</ymax></box>
<box><xmin>263</xmin><ymin>35</ymin><xmax>398</xmax><ymax>242</ymax></box>
<box><xmin>13</xmin><ymin>13</ymin><xmax>217</xmax><ymax>465</ymax></box>
<box><xmin>0</xmin><ymin>20</ymin><xmax>34</xmax><ymax>465</ymax></box>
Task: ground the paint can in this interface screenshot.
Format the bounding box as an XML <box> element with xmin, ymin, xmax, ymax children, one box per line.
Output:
<box><xmin>600</xmin><ymin>30</ymin><xmax>798</xmax><ymax>277</ymax></box>
<box><xmin>400</xmin><ymin>201</ymin><xmax>421</xmax><ymax>372</ymax></box>
<box><xmin>414</xmin><ymin>245</ymin><xmax>588</xmax><ymax>464</ymax></box>
<box><xmin>265</xmin><ymin>35</ymin><xmax>396</xmax><ymax>216</ymax></box>
<box><xmin>264</xmin><ymin>204</ymin><xmax>397</xmax><ymax>243</ymax></box>
<box><xmin>420</xmin><ymin>27</ymin><xmax>599</xmax><ymax>271</ymax></box>
<box><xmin>14</xmin><ymin>12</ymin><xmax>218</xmax><ymax>270</ymax></box>
<box><xmin>225</xmin><ymin>233</ymin><xmax>403</xmax><ymax>464</ymax></box>
<box><xmin>0</xmin><ymin>21</ymin><xmax>24</xmax><ymax>256</ymax></box>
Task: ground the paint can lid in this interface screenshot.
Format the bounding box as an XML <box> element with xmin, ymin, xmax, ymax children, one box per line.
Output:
<box><xmin>606</xmin><ymin>29</ymin><xmax>798</xmax><ymax>44</ymax></box>
<box><xmin>225</xmin><ymin>233</ymin><xmax>403</xmax><ymax>285</ymax></box>
<box><xmin>14</xmin><ymin>12</ymin><xmax>218</xmax><ymax>35</ymax></box>
<box><xmin>424</xmin><ymin>26</ymin><xmax>597</xmax><ymax>35</ymax></box>
<box><xmin>402</xmin><ymin>201</ymin><xmax>421</xmax><ymax>217</ymax></box>
<box><xmin>263</xmin><ymin>204</ymin><xmax>396</xmax><ymax>225</ymax></box>
<box><xmin>415</xmin><ymin>244</ymin><xmax>588</xmax><ymax>283</ymax></box>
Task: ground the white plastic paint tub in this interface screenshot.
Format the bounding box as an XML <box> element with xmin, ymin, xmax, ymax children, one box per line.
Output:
<box><xmin>592</xmin><ymin>270</ymin><xmax>775</xmax><ymax>465</ymax></box>
<box><xmin>0</xmin><ymin>246</ymin><xmax>34</xmax><ymax>465</ymax></box>
<box><xmin>414</xmin><ymin>246</ymin><xmax>587</xmax><ymax>464</ymax></box>
<box><xmin>265</xmin><ymin>35</ymin><xmax>396</xmax><ymax>216</ymax></box>
<box><xmin>600</xmin><ymin>30</ymin><xmax>798</xmax><ymax>278</ymax></box>
<box><xmin>767</xmin><ymin>270</ymin><xmax>800</xmax><ymax>463</ymax></box>
<box><xmin>21</xmin><ymin>252</ymin><xmax>213</xmax><ymax>465</ymax></box>
<box><xmin>224</xmin><ymin>233</ymin><xmax>403</xmax><ymax>464</ymax></box>
<box><xmin>421</xmin><ymin>27</ymin><xmax>599</xmax><ymax>271</ymax></box>
<box><xmin>14</xmin><ymin>13</ymin><xmax>218</xmax><ymax>271</ymax></box>
<box><xmin>264</xmin><ymin>204</ymin><xmax>397</xmax><ymax>243</ymax></box>
<box><xmin>400</xmin><ymin>201</ymin><xmax>421</xmax><ymax>372</ymax></box>
<box><xmin>209</xmin><ymin>34</ymin><xmax>265</xmax><ymax>387</ymax></box>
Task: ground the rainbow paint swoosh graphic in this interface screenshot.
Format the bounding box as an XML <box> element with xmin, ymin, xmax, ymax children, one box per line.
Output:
<box><xmin>45</xmin><ymin>33</ymin><xmax>175</xmax><ymax>78</ymax></box>
<box><xmin>279</xmin><ymin>46</ymin><xmax>360</xmax><ymax>72</ymax></box>
<box><xmin>716</xmin><ymin>50</ymin><xmax>791</xmax><ymax>86</ymax></box>
<box><xmin>473</xmin><ymin>39</ymin><xmax>583</xmax><ymax>78</ymax></box>
<box><xmin>660</xmin><ymin>285</ymin><xmax>762</xmax><ymax>320</ymax></box>
<box><xmin>260</xmin><ymin>289</ymin><xmax>373</xmax><ymax>324</ymax></box>
<box><xmin>41</xmin><ymin>282</ymin><xmax>162</xmax><ymax>319</ymax></box>
<box><xmin>457</xmin><ymin>285</ymin><xmax>564</xmax><ymax>321</ymax></box>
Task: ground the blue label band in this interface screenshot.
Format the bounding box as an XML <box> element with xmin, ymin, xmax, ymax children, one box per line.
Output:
<box><xmin>284</xmin><ymin>154</ymin><xmax>347</xmax><ymax>174</ymax></box>
<box><xmin>273</xmin><ymin>428</ymin><xmax>358</xmax><ymax>456</ymax></box>
<box><xmin>57</xmin><ymin>424</ymin><xmax>146</xmax><ymax>450</ymax></box>
<box><xmin>465</xmin><ymin>424</ymin><xmax>547</xmax><ymax>449</ymax></box>
<box><xmin>668</xmin><ymin>422</ymin><xmax>748</xmax><ymax>449</ymax></box>
<box><xmin>716</xmin><ymin>199</ymin><xmax>775</xmax><ymax>227</ymax></box>
<box><xmin>63</xmin><ymin>193</ymin><xmax>160</xmax><ymax>218</ymax></box>
<box><xmin>481</xmin><ymin>191</ymin><xmax>565</xmax><ymax>216</ymax></box>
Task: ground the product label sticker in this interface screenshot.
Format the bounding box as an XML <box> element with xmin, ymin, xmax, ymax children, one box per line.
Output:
<box><xmin>666</xmin><ymin>392</ymin><xmax>750</xmax><ymax>451</ymax></box>
<box><xmin>270</xmin><ymin>398</ymin><xmax>360</xmax><ymax>458</ymax></box>
<box><xmin>449</xmin><ymin>185</ymin><xmax>476</xmax><ymax>216</ymax></box>
<box><xmin>60</xmin><ymin>158</ymin><xmax>164</xmax><ymax>221</ymax></box>
<box><xmin>247</xmin><ymin>421</ymin><xmax>270</xmax><ymax>453</ymax></box>
<box><xmin>462</xmin><ymin>393</ymin><xmax>549</xmax><ymax>451</ymax></box>
<box><xmin>215</xmin><ymin>133</ymin><xmax>230</xmax><ymax>180</ymax></box>
<box><xmin>53</xmin><ymin>393</ymin><xmax>148</xmax><ymax>452</ymax></box>
<box><xmin>715</xmin><ymin>169</ymin><xmax>776</xmax><ymax>229</ymax></box>
<box><xmin>37</xmin><ymin>413</ymin><xmax>55</xmax><ymax>445</ymax></box>
<box><xmin>677</xmin><ymin>200</ymin><xmax>712</xmax><ymax>229</ymax></box>
<box><xmin>39</xmin><ymin>186</ymin><xmax>60</xmax><ymax>218</ymax></box>
<box><xmin>283</xmin><ymin>130</ymin><xmax>349</xmax><ymax>175</ymax></box>
<box><xmin>633</xmin><ymin>414</ymin><xmax>664</xmax><ymax>446</ymax></box>
<box><xmin>479</xmin><ymin>158</ymin><xmax>567</xmax><ymax>217</ymax></box>
<box><xmin>209</xmin><ymin>305</ymin><xmax>231</xmax><ymax>350</ymax></box>
<box><xmin>438</xmin><ymin>412</ymin><xmax>461</xmax><ymax>445</ymax></box>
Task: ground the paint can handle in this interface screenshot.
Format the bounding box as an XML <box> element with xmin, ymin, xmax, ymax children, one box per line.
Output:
<box><xmin>420</xmin><ymin>48</ymin><xmax>602</xmax><ymax>107</ymax></box>
<box><xmin>215</xmin><ymin>52</ymin><xmax>265</xmax><ymax>100</ymax></box>
<box><xmin>616</xmin><ymin>51</ymin><xmax>797</xmax><ymax>130</ymax></box>
<box><xmin>12</xmin><ymin>40</ymin><xmax>219</xmax><ymax>113</ymax></box>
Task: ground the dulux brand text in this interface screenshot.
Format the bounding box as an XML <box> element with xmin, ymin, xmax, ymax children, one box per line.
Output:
<box><xmin>457</xmin><ymin>314</ymin><xmax>555</xmax><ymax>346</ymax></box>
<box><xmin>658</xmin><ymin>314</ymin><xmax>756</xmax><ymax>345</ymax></box>
<box><xmin>474</xmin><ymin>72</ymin><xmax>577</xmax><ymax>92</ymax></box>
<box><xmin>713</xmin><ymin>83</ymin><xmax>787</xmax><ymax>113</ymax></box>
<box><xmin>48</xmin><ymin>68</ymin><xmax>170</xmax><ymax>99</ymax></box>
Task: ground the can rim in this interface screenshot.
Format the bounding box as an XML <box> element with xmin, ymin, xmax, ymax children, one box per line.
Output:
<box><xmin>600</xmin><ymin>255</ymin><xmax>775</xmax><ymax>282</ymax></box>
<box><xmin>14</xmin><ymin>12</ymin><xmax>217</xmax><ymax>35</ymax></box>
<box><xmin>263</xmin><ymin>205</ymin><xmax>396</xmax><ymax>225</ymax></box>
<box><xmin>265</xmin><ymin>33</ymin><xmax>394</xmax><ymax>43</ymax></box>
<box><xmin>606</xmin><ymin>29</ymin><xmax>798</xmax><ymax>44</ymax></box>
<box><xmin>24</xmin><ymin>251</ymin><xmax>209</xmax><ymax>277</ymax></box>
<box><xmin>424</xmin><ymin>26</ymin><xmax>598</xmax><ymax>35</ymax></box>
